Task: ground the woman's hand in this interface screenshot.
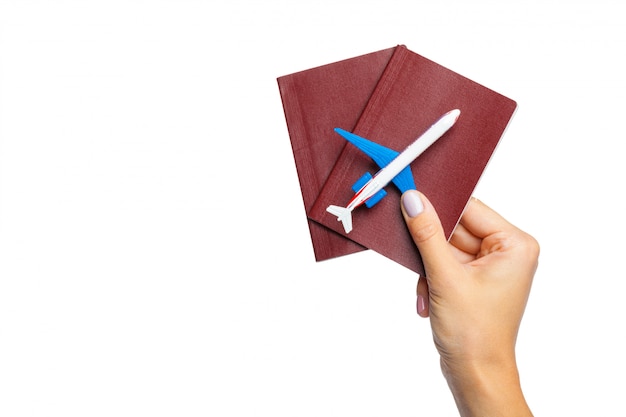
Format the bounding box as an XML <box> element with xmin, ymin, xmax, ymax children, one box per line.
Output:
<box><xmin>401</xmin><ymin>190</ymin><xmax>538</xmax><ymax>417</ymax></box>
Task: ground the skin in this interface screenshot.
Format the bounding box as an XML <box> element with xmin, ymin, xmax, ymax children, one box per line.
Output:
<box><xmin>401</xmin><ymin>190</ymin><xmax>539</xmax><ymax>417</ymax></box>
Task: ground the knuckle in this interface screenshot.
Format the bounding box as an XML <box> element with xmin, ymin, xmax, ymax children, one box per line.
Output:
<box><xmin>518</xmin><ymin>230</ymin><xmax>540</xmax><ymax>261</ymax></box>
<box><xmin>526</xmin><ymin>234</ymin><xmax>541</xmax><ymax>259</ymax></box>
<box><xmin>410</xmin><ymin>220</ymin><xmax>439</xmax><ymax>244</ymax></box>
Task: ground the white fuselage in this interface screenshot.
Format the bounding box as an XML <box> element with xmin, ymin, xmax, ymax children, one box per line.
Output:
<box><xmin>344</xmin><ymin>109</ymin><xmax>460</xmax><ymax>213</ymax></box>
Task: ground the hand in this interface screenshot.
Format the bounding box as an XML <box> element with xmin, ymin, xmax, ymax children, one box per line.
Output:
<box><xmin>401</xmin><ymin>190</ymin><xmax>538</xmax><ymax>417</ymax></box>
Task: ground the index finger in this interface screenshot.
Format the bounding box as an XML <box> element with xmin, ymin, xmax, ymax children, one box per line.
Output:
<box><xmin>459</xmin><ymin>198</ymin><xmax>516</xmax><ymax>239</ymax></box>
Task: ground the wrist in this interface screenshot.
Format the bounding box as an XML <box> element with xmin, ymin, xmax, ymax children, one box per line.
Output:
<box><xmin>441</xmin><ymin>357</ymin><xmax>533</xmax><ymax>417</ymax></box>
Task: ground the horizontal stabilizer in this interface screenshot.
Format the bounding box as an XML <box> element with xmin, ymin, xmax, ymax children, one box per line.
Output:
<box><xmin>326</xmin><ymin>205</ymin><xmax>353</xmax><ymax>234</ymax></box>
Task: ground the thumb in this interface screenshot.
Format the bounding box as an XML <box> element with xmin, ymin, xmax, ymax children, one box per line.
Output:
<box><xmin>401</xmin><ymin>190</ymin><xmax>457</xmax><ymax>278</ymax></box>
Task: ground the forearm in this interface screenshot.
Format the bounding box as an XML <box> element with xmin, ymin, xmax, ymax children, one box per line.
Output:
<box><xmin>442</xmin><ymin>359</ymin><xmax>533</xmax><ymax>417</ymax></box>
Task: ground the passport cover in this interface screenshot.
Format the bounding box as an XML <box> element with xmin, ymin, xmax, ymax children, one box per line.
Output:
<box><xmin>308</xmin><ymin>45</ymin><xmax>517</xmax><ymax>276</ymax></box>
<box><xmin>277</xmin><ymin>47</ymin><xmax>396</xmax><ymax>261</ymax></box>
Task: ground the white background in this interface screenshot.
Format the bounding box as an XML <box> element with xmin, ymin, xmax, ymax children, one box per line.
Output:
<box><xmin>1</xmin><ymin>1</ymin><xmax>624</xmax><ymax>416</ymax></box>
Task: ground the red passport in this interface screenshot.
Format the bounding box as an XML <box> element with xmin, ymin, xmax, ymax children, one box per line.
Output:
<box><xmin>279</xmin><ymin>45</ymin><xmax>517</xmax><ymax>276</ymax></box>
<box><xmin>277</xmin><ymin>47</ymin><xmax>396</xmax><ymax>261</ymax></box>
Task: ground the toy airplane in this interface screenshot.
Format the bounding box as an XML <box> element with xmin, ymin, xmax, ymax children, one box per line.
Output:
<box><xmin>327</xmin><ymin>109</ymin><xmax>460</xmax><ymax>233</ymax></box>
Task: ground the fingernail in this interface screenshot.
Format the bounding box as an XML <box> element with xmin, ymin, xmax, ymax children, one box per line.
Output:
<box><xmin>403</xmin><ymin>190</ymin><xmax>424</xmax><ymax>218</ymax></box>
<box><xmin>416</xmin><ymin>294</ymin><xmax>428</xmax><ymax>316</ymax></box>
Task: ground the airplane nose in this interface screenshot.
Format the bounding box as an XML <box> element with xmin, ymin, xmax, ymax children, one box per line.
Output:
<box><xmin>448</xmin><ymin>108</ymin><xmax>461</xmax><ymax>122</ymax></box>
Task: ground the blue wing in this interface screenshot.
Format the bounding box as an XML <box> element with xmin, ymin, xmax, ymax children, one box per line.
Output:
<box><xmin>334</xmin><ymin>127</ymin><xmax>416</xmax><ymax>194</ymax></box>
